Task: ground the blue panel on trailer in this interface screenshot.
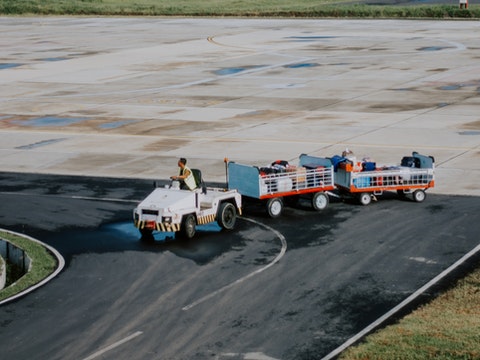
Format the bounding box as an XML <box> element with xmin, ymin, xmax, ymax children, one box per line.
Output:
<box><xmin>228</xmin><ymin>162</ymin><xmax>260</xmax><ymax>198</ymax></box>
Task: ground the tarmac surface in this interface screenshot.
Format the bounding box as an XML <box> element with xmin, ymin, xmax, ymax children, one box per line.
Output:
<box><xmin>0</xmin><ymin>173</ymin><xmax>479</xmax><ymax>360</ymax></box>
<box><xmin>1</xmin><ymin>17</ymin><xmax>479</xmax><ymax>196</ymax></box>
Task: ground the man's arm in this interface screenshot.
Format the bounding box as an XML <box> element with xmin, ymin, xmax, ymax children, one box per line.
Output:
<box><xmin>171</xmin><ymin>168</ymin><xmax>190</xmax><ymax>180</ymax></box>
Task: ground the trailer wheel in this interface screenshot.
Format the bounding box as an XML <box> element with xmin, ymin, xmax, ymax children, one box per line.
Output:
<box><xmin>312</xmin><ymin>192</ymin><xmax>329</xmax><ymax>211</ymax></box>
<box><xmin>217</xmin><ymin>202</ymin><xmax>237</xmax><ymax>230</ymax></box>
<box><xmin>359</xmin><ymin>192</ymin><xmax>372</xmax><ymax>206</ymax></box>
<box><xmin>413</xmin><ymin>189</ymin><xmax>426</xmax><ymax>203</ymax></box>
<box><xmin>266</xmin><ymin>198</ymin><xmax>283</xmax><ymax>218</ymax></box>
<box><xmin>179</xmin><ymin>214</ymin><xmax>196</xmax><ymax>239</ymax></box>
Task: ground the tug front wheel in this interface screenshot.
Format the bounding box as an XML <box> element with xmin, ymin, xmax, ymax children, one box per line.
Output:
<box><xmin>179</xmin><ymin>214</ymin><xmax>196</xmax><ymax>239</ymax></box>
<box><xmin>140</xmin><ymin>228</ymin><xmax>153</xmax><ymax>241</ymax></box>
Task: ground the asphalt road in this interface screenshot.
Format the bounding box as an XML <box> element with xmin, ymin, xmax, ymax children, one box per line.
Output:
<box><xmin>0</xmin><ymin>172</ymin><xmax>479</xmax><ymax>360</ymax></box>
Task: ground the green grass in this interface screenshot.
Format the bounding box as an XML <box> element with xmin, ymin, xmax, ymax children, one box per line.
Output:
<box><xmin>0</xmin><ymin>231</ymin><xmax>58</xmax><ymax>302</ymax></box>
<box><xmin>339</xmin><ymin>266</ymin><xmax>480</xmax><ymax>360</ymax></box>
<box><xmin>0</xmin><ymin>0</ymin><xmax>479</xmax><ymax>18</ymax></box>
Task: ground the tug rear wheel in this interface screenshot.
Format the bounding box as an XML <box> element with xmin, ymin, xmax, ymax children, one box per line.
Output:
<box><xmin>217</xmin><ymin>202</ymin><xmax>237</xmax><ymax>230</ymax></box>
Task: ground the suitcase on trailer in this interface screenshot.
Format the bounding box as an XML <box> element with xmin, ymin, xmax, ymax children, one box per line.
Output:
<box><xmin>401</xmin><ymin>156</ymin><xmax>420</xmax><ymax>168</ymax></box>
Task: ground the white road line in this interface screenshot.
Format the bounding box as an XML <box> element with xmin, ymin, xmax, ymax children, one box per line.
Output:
<box><xmin>81</xmin><ymin>331</ymin><xmax>143</xmax><ymax>360</ymax></box>
<box><xmin>70</xmin><ymin>195</ymin><xmax>140</xmax><ymax>203</ymax></box>
<box><xmin>0</xmin><ymin>191</ymin><xmax>140</xmax><ymax>203</ymax></box>
<box><xmin>182</xmin><ymin>217</ymin><xmax>287</xmax><ymax>311</ymax></box>
<box><xmin>321</xmin><ymin>241</ymin><xmax>480</xmax><ymax>360</ymax></box>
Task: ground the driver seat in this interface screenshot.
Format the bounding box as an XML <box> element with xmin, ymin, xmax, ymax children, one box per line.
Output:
<box><xmin>191</xmin><ymin>168</ymin><xmax>207</xmax><ymax>194</ymax></box>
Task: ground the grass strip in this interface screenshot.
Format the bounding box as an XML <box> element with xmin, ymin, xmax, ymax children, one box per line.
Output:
<box><xmin>339</xmin><ymin>266</ymin><xmax>480</xmax><ymax>360</ymax></box>
<box><xmin>0</xmin><ymin>0</ymin><xmax>479</xmax><ymax>18</ymax></box>
<box><xmin>0</xmin><ymin>231</ymin><xmax>57</xmax><ymax>302</ymax></box>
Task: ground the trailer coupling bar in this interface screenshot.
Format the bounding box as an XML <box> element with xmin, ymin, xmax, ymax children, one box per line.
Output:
<box><xmin>326</xmin><ymin>191</ymin><xmax>340</xmax><ymax>199</ymax></box>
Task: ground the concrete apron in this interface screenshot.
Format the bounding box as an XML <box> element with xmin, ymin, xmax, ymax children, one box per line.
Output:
<box><xmin>0</xmin><ymin>17</ymin><xmax>478</xmax><ymax>197</ymax></box>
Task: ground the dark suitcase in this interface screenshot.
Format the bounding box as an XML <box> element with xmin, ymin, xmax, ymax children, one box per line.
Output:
<box><xmin>401</xmin><ymin>156</ymin><xmax>420</xmax><ymax>168</ymax></box>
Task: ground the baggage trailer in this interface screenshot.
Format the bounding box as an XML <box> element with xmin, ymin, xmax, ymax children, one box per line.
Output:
<box><xmin>227</xmin><ymin>154</ymin><xmax>335</xmax><ymax>217</ymax></box>
<box><xmin>334</xmin><ymin>151</ymin><xmax>435</xmax><ymax>205</ymax></box>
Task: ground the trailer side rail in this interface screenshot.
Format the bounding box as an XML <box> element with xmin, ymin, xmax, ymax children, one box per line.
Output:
<box><xmin>258</xmin><ymin>166</ymin><xmax>334</xmax><ymax>198</ymax></box>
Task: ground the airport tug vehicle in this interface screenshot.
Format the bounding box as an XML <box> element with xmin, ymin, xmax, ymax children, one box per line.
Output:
<box><xmin>333</xmin><ymin>151</ymin><xmax>435</xmax><ymax>205</ymax></box>
<box><xmin>133</xmin><ymin>169</ymin><xmax>242</xmax><ymax>239</ymax></box>
<box><xmin>227</xmin><ymin>154</ymin><xmax>335</xmax><ymax>217</ymax></box>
